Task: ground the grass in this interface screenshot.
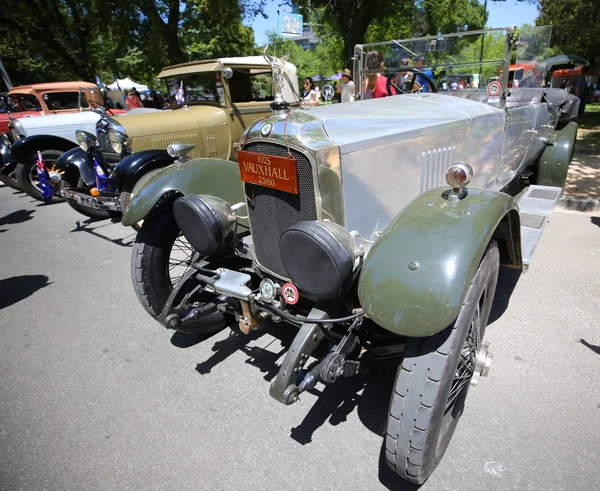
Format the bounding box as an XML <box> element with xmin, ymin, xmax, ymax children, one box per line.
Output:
<box><xmin>579</xmin><ymin>102</ymin><xmax>600</xmax><ymax>150</ymax></box>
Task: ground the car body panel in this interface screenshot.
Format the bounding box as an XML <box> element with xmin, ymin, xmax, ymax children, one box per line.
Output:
<box><xmin>121</xmin><ymin>158</ymin><xmax>246</xmax><ymax>226</ymax></box>
<box><xmin>537</xmin><ymin>121</ymin><xmax>578</xmax><ymax>188</ymax></box>
<box><xmin>357</xmin><ymin>186</ymin><xmax>518</xmax><ymax>337</ymax></box>
<box><xmin>54</xmin><ymin>147</ymin><xmax>97</xmax><ymax>186</ymax></box>
<box><xmin>111</xmin><ymin>149</ymin><xmax>176</xmax><ymax>191</ymax></box>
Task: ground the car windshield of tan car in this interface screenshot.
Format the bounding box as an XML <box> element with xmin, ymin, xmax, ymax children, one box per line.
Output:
<box><xmin>165</xmin><ymin>73</ymin><xmax>220</xmax><ymax>106</ymax></box>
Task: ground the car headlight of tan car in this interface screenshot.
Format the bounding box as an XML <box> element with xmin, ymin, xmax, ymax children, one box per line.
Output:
<box><xmin>108</xmin><ymin>128</ymin><xmax>128</xmax><ymax>154</ymax></box>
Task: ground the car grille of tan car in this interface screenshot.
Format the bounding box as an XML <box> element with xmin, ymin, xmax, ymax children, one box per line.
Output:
<box><xmin>243</xmin><ymin>142</ymin><xmax>318</xmax><ymax>279</ymax></box>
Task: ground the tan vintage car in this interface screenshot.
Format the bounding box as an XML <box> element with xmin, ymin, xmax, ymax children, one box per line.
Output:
<box><xmin>54</xmin><ymin>56</ymin><xmax>299</xmax><ymax>215</ymax></box>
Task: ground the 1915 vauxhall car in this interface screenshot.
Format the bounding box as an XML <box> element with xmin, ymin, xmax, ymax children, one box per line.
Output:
<box><xmin>121</xmin><ymin>27</ymin><xmax>578</xmax><ymax>484</ymax></box>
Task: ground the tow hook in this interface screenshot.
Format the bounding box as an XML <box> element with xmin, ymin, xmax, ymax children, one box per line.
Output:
<box><xmin>470</xmin><ymin>343</ymin><xmax>493</xmax><ymax>386</ymax></box>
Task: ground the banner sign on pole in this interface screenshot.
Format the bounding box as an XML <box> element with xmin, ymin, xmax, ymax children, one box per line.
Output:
<box><xmin>278</xmin><ymin>14</ymin><xmax>303</xmax><ymax>38</ymax></box>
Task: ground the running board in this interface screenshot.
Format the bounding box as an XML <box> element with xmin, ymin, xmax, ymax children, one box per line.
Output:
<box><xmin>516</xmin><ymin>185</ymin><xmax>562</xmax><ymax>270</ymax></box>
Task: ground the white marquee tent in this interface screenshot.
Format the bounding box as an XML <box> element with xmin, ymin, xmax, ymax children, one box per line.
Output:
<box><xmin>106</xmin><ymin>77</ymin><xmax>149</xmax><ymax>92</ymax></box>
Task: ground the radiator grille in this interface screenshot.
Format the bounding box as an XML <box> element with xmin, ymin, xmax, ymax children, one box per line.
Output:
<box><xmin>243</xmin><ymin>142</ymin><xmax>318</xmax><ymax>278</ymax></box>
<box><xmin>97</xmin><ymin>129</ymin><xmax>112</xmax><ymax>153</ymax></box>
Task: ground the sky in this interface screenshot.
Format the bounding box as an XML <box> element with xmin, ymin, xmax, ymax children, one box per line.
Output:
<box><xmin>246</xmin><ymin>0</ymin><xmax>540</xmax><ymax>47</ymax></box>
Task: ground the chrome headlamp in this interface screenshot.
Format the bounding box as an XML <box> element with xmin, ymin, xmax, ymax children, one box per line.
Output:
<box><xmin>9</xmin><ymin>120</ymin><xmax>24</xmax><ymax>142</ymax></box>
<box><xmin>75</xmin><ymin>130</ymin><xmax>98</xmax><ymax>152</ymax></box>
<box><xmin>108</xmin><ymin>128</ymin><xmax>128</xmax><ymax>154</ymax></box>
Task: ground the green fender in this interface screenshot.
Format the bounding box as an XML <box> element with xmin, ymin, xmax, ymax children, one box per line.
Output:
<box><xmin>122</xmin><ymin>158</ymin><xmax>245</xmax><ymax>226</ymax></box>
<box><xmin>357</xmin><ymin>187</ymin><xmax>521</xmax><ymax>338</ymax></box>
<box><xmin>537</xmin><ymin>121</ymin><xmax>578</xmax><ymax>188</ymax></box>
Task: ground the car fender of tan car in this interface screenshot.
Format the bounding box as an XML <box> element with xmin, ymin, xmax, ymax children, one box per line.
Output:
<box><xmin>121</xmin><ymin>157</ymin><xmax>246</xmax><ymax>227</ymax></box>
<box><xmin>357</xmin><ymin>186</ymin><xmax>522</xmax><ymax>338</ymax></box>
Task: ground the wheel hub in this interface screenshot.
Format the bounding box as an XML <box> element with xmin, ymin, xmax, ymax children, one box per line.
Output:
<box><xmin>470</xmin><ymin>343</ymin><xmax>493</xmax><ymax>386</ymax></box>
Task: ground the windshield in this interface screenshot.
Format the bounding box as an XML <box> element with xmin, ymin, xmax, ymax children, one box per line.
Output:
<box><xmin>8</xmin><ymin>94</ymin><xmax>41</xmax><ymax>112</ymax></box>
<box><xmin>355</xmin><ymin>28</ymin><xmax>514</xmax><ymax>102</ymax></box>
<box><xmin>43</xmin><ymin>91</ymin><xmax>87</xmax><ymax>110</ymax></box>
<box><xmin>163</xmin><ymin>73</ymin><xmax>221</xmax><ymax>107</ymax></box>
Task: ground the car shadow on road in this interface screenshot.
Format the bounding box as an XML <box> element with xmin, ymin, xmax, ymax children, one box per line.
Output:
<box><xmin>591</xmin><ymin>216</ymin><xmax>600</xmax><ymax>228</ymax></box>
<box><xmin>70</xmin><ymin>218</ymin><xmax>135</xmax><ymax>247</ymax></box>
<box><xmin>0</xmin><ymin>209</ymin><xmax>35</xmax><ymax>233</ymax></box>
<box><xmin>488</xmin><ymin>266</ymin><xmax>522</xmax><ymax>325</ymax></box>
<box><xmin>579</xmin><ymin>338</ymin><xmax>600</xmax><ymax>355</ymax></box>
<box><xmin>0</xmin><ymin>275</ymin><xmax>51</xmax><ymax>310</ymax></box>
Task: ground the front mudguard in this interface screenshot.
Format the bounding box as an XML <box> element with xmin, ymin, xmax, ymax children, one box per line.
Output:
<box><xmin>54</xmin><ymin>147</ymin><xmax>97</xmax><ymax>187</ymax></box>
<box><xmin>537</xmin><ymin>121</ymin><xmax>578</xmax><ymax>188</ymax></box>
<box><xmin>111</xmin><ymin>149</ymin><xmax>176</xmax><ymax>193</ymax></box>
<box><xmin>11</xmin><ymin>134</ymin><xmax>77</xmax><ymax>164</ymax></box>
<box><xmin>0</xmin><ymin>135</ymin><xmax>14</xmax><ymax>174</ymax></box>
<box><xmin>122</xmin><ymin>157</ymin><xmax>246</xmax><ymax>226</ymax></box>
<box><xmin>358</xmin><ymin>187</ymin><xmax>521</xmax><ymax>338</ymax></box>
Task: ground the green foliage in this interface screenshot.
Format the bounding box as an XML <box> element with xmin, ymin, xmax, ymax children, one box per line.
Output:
<box><xmin>537</xmin><ymin>0</ymin><xmax>600</xmax><ymax>69</ymax></box>
<box><xmin>0</xmin><ymin>0</ymin><xmax>262</xmax><ymax>91</ymax></box>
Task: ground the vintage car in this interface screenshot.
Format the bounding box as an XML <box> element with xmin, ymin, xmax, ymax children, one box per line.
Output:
<box><xmin>0</xmin><ymin>106</ymin><xmax>143</xmax><ymax>200</ymax></box>
<box><xmin>122</xmin><ymin>28</ymin><xmax>578</xmax><ymax>484</ymax></box>
<box><xmin>47</xmin><ymin>56</ymin><xmax>298</xmax><ymax>219</ymax></box>
<box><xmin>0</xmin><ymin>81</ymin><xmax>106</xmax><ymax>134</ymax></box>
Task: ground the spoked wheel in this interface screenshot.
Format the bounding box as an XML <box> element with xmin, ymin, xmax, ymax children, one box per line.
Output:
<box><xmin>385</xmin><ymin>240</ymin><xmax>499</xmax><ymax>485</ymax></box>
<box><xmin>0</xmin><ymin>170</ymin><xmax>21</xmax><ymax>190</ymax></box>
<box><xmin>131</xmin><ymin>209</ymin><xmax>228</xmax><ymax>334</ymax></box>
<box><xmin>15</xmin><ymin>149</ymin><xmax>65</xmax><ymax>202</ymax></box>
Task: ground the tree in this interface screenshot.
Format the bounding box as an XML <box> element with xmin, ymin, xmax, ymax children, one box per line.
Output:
<box><xmin>536</xmin><ymin>0</ymin><xmax>600</xmax><ymax>69</ymax></box>
<box><xmin>292</xmin><ymin>0</ymin><xmax>486</xmax><ymax>69</ymax></box>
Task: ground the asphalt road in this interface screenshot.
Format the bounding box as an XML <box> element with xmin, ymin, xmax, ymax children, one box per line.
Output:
<box><xmin>0</xmin><ymin>184</ymin><xmax>599</xmax><ymax>491</ymax></box>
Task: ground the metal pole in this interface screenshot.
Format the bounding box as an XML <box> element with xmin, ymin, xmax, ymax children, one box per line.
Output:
<box><xmin>274</xmin><ymin>9</ymin><xmax>280</xmax><ymax>61</ymax></box>
<box><xmin>0</xmin><ymin>55</ymin><xmax>13</xmax><ymax>90</ymax></box>
<box><xmin>478</xmin><ymin>0</ymin><xmax>488</xmax><ymax>83</ymax></box>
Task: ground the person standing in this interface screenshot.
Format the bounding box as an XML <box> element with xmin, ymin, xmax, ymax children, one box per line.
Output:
<box><xmin>363</xmin><ymin>50</ymin><xmax>392</xmax><ymax>99</ymax></box>
<box><xmin>125</xmin><ymin>88</ymin><xmax>143</xmax><ymax>109</ymax></box>
<box><xmin>573</xmin><ymin>66</ymin><xmax>590</xmax><ymax>116</ymax></box>
<box><xmin>302</xmin><ymin>78</ymin><xmax>319</xmax><ymax>106</ymax></box>
<box><xmin>415</xmin><ymin>56</ymin><xmax>433</xmax><ymax>92</ymax></box>
<box><xmin>336</xmin><ymin>68</ymin><xmax>355</xmax><ymax>103</ymax></box>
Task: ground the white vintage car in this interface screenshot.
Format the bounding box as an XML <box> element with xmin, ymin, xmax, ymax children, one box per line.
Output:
<box><xmin>0</xmin><ymin>107</ymin><xmax>157</xmax><ymax>199</ymax></box>
<box><xmin>123</xmin><ymin>27</ymin><xmax>579</xmax><ymax>485</ymax></box>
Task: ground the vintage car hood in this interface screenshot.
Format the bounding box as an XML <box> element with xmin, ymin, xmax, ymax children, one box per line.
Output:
<box><xmin>307</xmin><ymin>93</ymin><xmax>503</xmax><ymax>154</ymax></box>
<box><xmin>114</xmin><ymin>105</ymin><xmax>226</xmax><ymax>139</ymax></box>
<box><xmin>17</xmin><ymin>111</ymin><xmax>102</xmax><ymax>142</ymax></box>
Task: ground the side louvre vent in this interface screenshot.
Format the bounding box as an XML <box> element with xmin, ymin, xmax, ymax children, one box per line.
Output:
<box><xmin>204</xmin><ymin>135</ymin><xmax>217</xmax><ymax>157</ymax></box>
<box><xmin>420</xmin><ymin>146</ymin><xmax>456</xmax><ymax>192</ymax></box>
<box><xmin>150</xmin><ymin>132</ymin><xmax>202</xmax><ymax>157</ymax></box>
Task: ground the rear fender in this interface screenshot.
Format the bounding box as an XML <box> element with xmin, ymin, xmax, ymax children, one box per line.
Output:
<box><xmin>111</xmin><ymin>149</ymin><xmax>176</xmax><ymax>192</ymax></box>
<box><xmin>358</xmin><ymin>187</ymin><xmax>521</xmax><ymax>338</ymax></box>
<box><xmin>122</xmin><ymin>158</ymin><xmax>246</xmax><ymax>226</ymax></box>
<box><xmin>54</xmin><ymin>147</ymin><xmax>96</xmax><ymax>187</ymax></box>
<box><xmin>537</xmin><ymin>121</ymin><xmax>578</xmax><ymax>188</ymax></box>
<box><xmin>11</xmin><ymin>135</ymin><xmax>77</xmax><ymax>162</ymax></box>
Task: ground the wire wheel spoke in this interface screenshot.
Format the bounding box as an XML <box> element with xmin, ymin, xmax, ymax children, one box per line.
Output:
<box><xmin>445</xmin><ymin>292</ymin><xmax>483</xmax><ymax>414</ymax></box>
<box><xmin>167</xmin><ymin>233</ymin><xmax>196</xmax><ymax>287</ymax></box>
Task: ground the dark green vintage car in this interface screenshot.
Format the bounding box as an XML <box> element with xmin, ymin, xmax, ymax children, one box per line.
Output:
<box><xmin>123</xmin><ymin>27</ymin><xmax>578</xmax><ymax>484</ymax></box>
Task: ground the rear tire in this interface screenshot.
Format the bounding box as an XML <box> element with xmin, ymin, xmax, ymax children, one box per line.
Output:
<box><xmin>131</xmin><ymin>209</ymin><xmax>227</xmax><ymax>334</ymax></box>
<box><xmin>385</xmin><ymin>241</ymin><xmax>499</xmax><ymax>484</ymax></box>
<box><xmin>15</xmin><ymin>149</ymin><xmax>64</xmax><ymax>202</ymax></box>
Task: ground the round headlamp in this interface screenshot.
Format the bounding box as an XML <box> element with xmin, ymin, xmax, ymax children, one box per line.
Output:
<box><xmin>9</xmin><ymin>120</ymin><xmax>24</xmax><ymax>141</ymax></box>
<box><xmin>108</xmin><ymin>129</ymin><xmax>127</xmax><ymax>154</ymax></box>
<box><xmin>76</xmin><ymin>130</ymin><xmax>97</xmax><ymax>151</ymax></box>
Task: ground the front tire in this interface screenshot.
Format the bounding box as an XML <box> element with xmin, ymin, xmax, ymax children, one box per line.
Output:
<box><xmin>15</xmin><ymin>149</ymin><xmax>64</xmax><ymax>202</ymax></box>
<box><xmin>66</xmin><ymin>200</ymin><xmax>118</xmax><ymax>220</ymax></box>
<box><xmin>385</xmin><ymin>241</ymin><xmax>499</xmax><ymax>484</ymax></box>
<box><xmin>0</xmin><ymin>171</ymin><xmax>21</xmax><ymax>190</ymax></box>
<box><xmin>131</xmin><ymin>209</ymin><xmax>227</xmax><ymax>334</ymax></box>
